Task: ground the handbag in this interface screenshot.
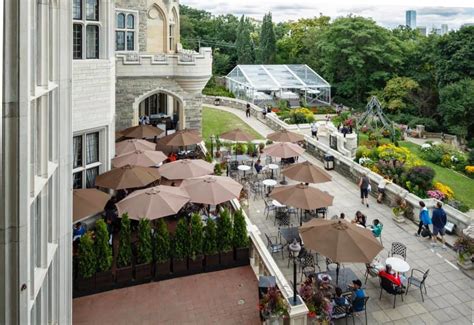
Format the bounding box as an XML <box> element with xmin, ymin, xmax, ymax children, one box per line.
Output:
<box><xmin>367</xmin><ymin>184</ymin><xmax>372</xmax><ymax>192</ymax></box>
<box><xmin>421</xmin><ymin>226</ymin><xmax>431</xmax><ymax>238</ymax></box>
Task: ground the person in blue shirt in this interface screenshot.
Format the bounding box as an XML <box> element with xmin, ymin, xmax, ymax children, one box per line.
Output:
<box><xmin>254</xmin><ymin>159</ymin><xmax>263</xmax><ymax>174</ymax></box>
<box><xmin>73</xmin><ymin>222</ymin><xmax>86</xmax><ymax>242</ymax></box>
<box><xmin>431</xmin><ymin>202</ymin><xmax>447</xmax><ymax>249</ymax></box>
<box><xmin>416</xmin><ymin>201</ymin><xmax>432</xmax><ymax>239</ymax></box>
<box><xmin>349</xmin><ymin>279</ymin><xmax>366</xmax><ymax>312</ymax></box>
<box><xmin>333</xmin><ymin>287</ymin><xmax>349</xmax><ymax>306</ymax></box>
<box><xmin>370</xmin><ymin>219</ymin><xmax>383</xmax><ymax>238</ymax></box>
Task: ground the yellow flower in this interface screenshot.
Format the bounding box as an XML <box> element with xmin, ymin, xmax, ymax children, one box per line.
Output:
<box><xmin>465</xmin><ymin>166</ymin><xmax>474</xmax><ymax>174</ymax></box>
<box><xmin>434</xmin><ymin>182</ymin><xmax>454</xmax><ymax>199</ymax></box>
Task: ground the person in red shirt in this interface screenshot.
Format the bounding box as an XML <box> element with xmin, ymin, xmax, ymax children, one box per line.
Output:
<box><xmin>168</xmin><ymin>152</ymin><xmax>177</xmax><ymax>162</ymax></box>
<box><xmin>378</xmin><ymin>264</ymin><xmax>402</xmax><ymax>287</ymax></box>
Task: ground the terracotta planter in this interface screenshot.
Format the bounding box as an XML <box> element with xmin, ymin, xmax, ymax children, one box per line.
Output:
<box><xmin>155</xmin><ymin>260</ymin><xmax>171</xmax><ymax>280</ymax></box>
<box><xmin>95</xmin><ymin>270</ymin><xmax>115</xmax><ymax>292</ymax></box>
<box><xmin>234</xmin><ymin>247</ymin><xmax>250</xmax><ymax>265</ymax></box>
<box><xmin>134</xmin><ymin>262</ymin><xmax>153</xmax><ymax>283</ymax></box>
<box><xmin>188</xmin><ymin>256</ymin><xmax>204</xmax><ymax>273</ymax></box>
<box><xmin>115</xmin><ymin>265</ymin><xmax>133</xmax><ymax>287</ymax></box>
<box><xmin>205</xmin><ymin>253</ymin><xmax>220</xmax><ymax>271</ymax></box>
<box><xmin>172</xmin><ymin>258</ymin><xmax>188</xmax><ymax>274</ymax></box>
<box><xmin>220</xmin><ymin>250</ymin><xmax>234</xmax><ymax>266</ymax></box>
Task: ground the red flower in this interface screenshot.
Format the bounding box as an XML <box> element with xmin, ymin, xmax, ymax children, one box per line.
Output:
<box><xmin>308</xmin><ymin>311</ymin><xmax>316</xmax><ymax>318</ymax></box>
<box><xmin>258</xmin><ymin>304</ymin><xmax>264</xmax><ymax>311</ymax></box>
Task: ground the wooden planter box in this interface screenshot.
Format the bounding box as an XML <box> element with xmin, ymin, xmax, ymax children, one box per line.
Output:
<box><xmin>116</xmin><ymin>265</ymin><xmax>133</xmax><ymax>287</ymax></box>
<box><xmin>155</xmin><ymin>260</ymin><xmax>171</xmax><ymax>280</ymax></box>
<box><xmin>172</xmin><ymin>258</ymin><xmax>188</xmax><ymax>275</ymax></box>
<box><xmin>220</xmin><ymin>251</ymin><xmax>234</xmax><ymax>266</ymax></box>
<box><xmin>95</xmin><ymin>270</ymin><xmax>115</xmax><ymax>292</ymax></box>
<box><xmin>75</xmin><ymin>274</ymin><xmax>96</xmax><ymax>297</ymax></box>
<box><xmin>205</xmin><ymin>253</ymin><xmax>220</xmax><ymax>271</ymax></box>
<box><xmin>234</xmin><ymin>247</ymin><xmax>250</xmax><ymax>266</ymax></box>
<box><xmin>188</xmin><ymin>256</ymin><xmax>204</xmax><ymax>274</ymax></box>
<box><xmin>134</xmin><ymin>263</ymin><xmax>153</xmax><ymax>283</ymax></box>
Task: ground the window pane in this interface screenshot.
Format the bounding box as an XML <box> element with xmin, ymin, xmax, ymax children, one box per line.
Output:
<box><xmin>86</xmin><ymin>132</ymin><xmax>99</xmax><ymax>164</ymax></box>
<box><xmin>86</xmin><ymin>0</ymin><xmax>99</xmax><ymax>21</ymax></box>
<box><xmin>73</xmin><ymin>172</ymin><xmax>83</xmax><ymax>189</ymax></box>
<box><xmin>73</xmin><ymin>136</ymin><xmax>83</xmax><ymax>168</ymax></box>
<box><xmin>116</xmin><ymin>31</ymin><xmax>125</xmax><ymax>51</ymax></box>
<box><xmin>86</xmin><ymin>25</ymin><xmax>99</xmax><ymax>59</ymax></box>
<box><xmin>73</xmin><ymin>24</ymin><xmax>82</xmax><ymax>59</ymax></box>
<box><xmin>127</xmin><ymin>14</ymin><xmax>134</xmax><ymax>29</ymax></box>
<box><xmin>86</xmin><ymin>167</ymin><xmax>99</xmax><ymax>188</ymax></box>
<box><xmin>73</xmin><ymin>0</ymin><xmax>82</xmax><ymax>20</ymax></box>
<box><xmin>126</xmin><ymin>32</ymin><xmax>134</xmax><ymax>51</ymax></box>
<box><xmin>117</xmin><ymin>13</ymin><xmax>125</xmax><ymax>29</ymax></box>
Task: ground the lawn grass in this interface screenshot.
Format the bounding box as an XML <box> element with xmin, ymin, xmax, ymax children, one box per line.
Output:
<box><xmin>399</xmin><ymin>141</ymin><xmax>474</xmax><ymax>209</ymax></box>
<box><xmin>201</xmin><ymin>106</ymin><xmax>263</xmax><ymax>141</ymax></box>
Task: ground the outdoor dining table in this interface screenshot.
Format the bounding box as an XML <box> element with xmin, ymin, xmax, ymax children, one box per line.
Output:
<box><xmin>237</xmin><ymin>164</ymin><xmax>251</xmax><ymax>177</ymax></box>
<box><xmin>386</xmin><ymin>257</ymin><xmax>410</xmax><ymax>274</ymax></box>
<box><xmin>262</xmin><ymin>179</ymin><xmax>277</xmax><ymax>196</ymax></box>
<box><xmin>272</xmin><ymin>199</ymin><xmax>286</xmax><ymax>209</ymax></box>
<box><xmin>268</xmin><ymin>163</ymin><xmax>279</xmax><ymax>179</ymax></box>
<box><xmin>315</xmin><ymin>267</ymin><xmax>358</xmax><ymax>290</ymax></box>
<box><xmin>279</xmin><ymin>226</ymin><xmax>301</xmax><ymax>244</ymax></box>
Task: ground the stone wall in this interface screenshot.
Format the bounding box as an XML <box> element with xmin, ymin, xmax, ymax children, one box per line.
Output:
<box><xmin>116</xmin><ymin>77</ymin><xmax>202</xmax><ymax>131</ymax></box>
<box><xmin>203</xmin><ymin>95</ymin><xmax>473</xmax><ymax>234</ymax></box>
<box><xmin>115</xmin><ymin>0</ymin><xmax>148</xmax><ymax>52</ymax></box>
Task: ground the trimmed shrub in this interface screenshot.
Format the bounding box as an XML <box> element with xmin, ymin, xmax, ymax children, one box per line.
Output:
<box><xmin>137</xmin><ymin>219</ymin><xmax>153</xmax><ymax>264</ymax></box>
<box><xmin>232</xmin><ymin>209</ymin><xmax>249</xmax><ymax>249</ymax></box>
<box><xmin>78</xmin><ymin>232</ymin><xmax>96</xmax><ymax>278</ymax></box>
<box><xmin>190</xmin><ymin>213</ymin><xmax>204</xmax><ymax>260</ymax></box>
<box><xmin>155</xmin><ymin>219</ymin><xmax>170</xmax><ymax>263</ymax></box>
<box><xmin>203</xmin><ymin>219</ymin><xmax>218</xmax><ymax>255</ymax></box>
<box><xmin>217</xmin><ymin>208</ymin><xmax>233</xmax><ymax>253</ymax></box>
<box><xmin>95</xmin><ymin>219</ymin><xmax>112</xmax><ymax>272</ymax></box>
<box><xmin>174</xmin><ymin>218</ymin><xmax>190</xmax><ymax>260</ymax></box>
<box><xmin>117</xmin><ymin>213</ymin><xmax>132</xmax><ymax>268</ymax></box>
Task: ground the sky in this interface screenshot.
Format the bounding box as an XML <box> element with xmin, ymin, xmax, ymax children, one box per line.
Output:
<box><xmin>180</xmin><ymin>0</ymin><xmax>474</xmax><ymax>30</ymax></box>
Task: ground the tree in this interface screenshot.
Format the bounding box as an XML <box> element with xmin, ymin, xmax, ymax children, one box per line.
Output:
<box><xmin>203</xmin><ymin>219</ymin><xmax>218</xmax><ymax>255</ymax></box>
<box><xmin>212</xmin><ymin>49</ymin><xmax>231</xmax><ymax>75</ymax></box>
<box><xmin>174</xmin><ymin>218</ymin><xmax>190</xmax><ymax>260</ymax></box>
<box><xmin>95</xmin><ymin>219</ymin><xmax>112</xmax><ymax>272</ymax></box>
<box><xmin>117</xmin><ymin>213</ymin><xmax>132</xmax><ymax>268</ymax></box>
<box><xmin>377</xmin><ymin>77</ymin><xmax>420</xmax><ymax>112</ymax></box>
<box><xmin>190</xmin><ymin>213</ymin><xmax>204</xmax><ymax>260</ymax></box>
<box><xmin>217</xmin><ymin>208</ymin><xmax>233</xmax><ymax>252</ymax></box>
<box><xmin>232</xmin><ymin>209</ymin><xmax>249</xmax><ymax>248</ymax></box>
<box><xmin>236</xmin><ymin>15</ymin><xmax>255</xmax><ymax>64</ymax></box>
<box><xmin>438</xmin><ymin>79</ymin><xmax>474</xmax><ymax>140</ymax></box>
<box><xmin>259</xmin><ymin>13</ymin><xmax>276</xmax><ymax>64</ymax></box>
<box><xmin>137</xmin><ymin>219</ymin><xmax>153</xmax><ymax>264</ymax></box>
<box><xmin>78</xmin><ymin>232</ymin><xmax>96</xmax><ymax>278</ymax></box>
<box><xmin>154</xmin><ymin>219</ymin><xmax>170</xmax><ymax>263</ymax></box>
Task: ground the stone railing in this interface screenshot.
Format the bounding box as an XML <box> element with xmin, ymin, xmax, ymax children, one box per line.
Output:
<box><xmin>202</xmin><ymin>96</ymin><xmax>473</xmax><ymax>234</ymax></box>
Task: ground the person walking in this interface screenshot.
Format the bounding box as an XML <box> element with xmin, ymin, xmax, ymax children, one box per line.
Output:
<box><xmin>246</xmin><ymin>103</ymin><xmax>251</xmax><ymax>118</ymax></box>
<box><xmin>310</xmin><ymin>122</ymin><xmax>318</xmax><ymax>140</ymax></box>
<box><xmin>431</xmin><ymin>202</ymin><xmax>447</xmax><ymax>249</ymax></box>
<box><xmin>416</xmin><ymin>201</ymin><xmax>432</xmax><ymax>239</ymax></box>
<box><xmin>358</xmin><ymin>172</ymin><xmax>370</xmax><ymax>207</ymax></box>
<box><xmin>262</xmin><ymin>106</ymin><xmax>267</xmax><ymax>119</ymax></box>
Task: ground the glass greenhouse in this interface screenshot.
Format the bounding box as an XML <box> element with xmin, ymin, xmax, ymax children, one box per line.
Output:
<box><xmin>225</xmin><ymin>64</ymin><xmax>331</xmax><ymax>107</ymax></box>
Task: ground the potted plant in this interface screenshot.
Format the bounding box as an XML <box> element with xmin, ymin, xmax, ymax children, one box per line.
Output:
<box><xmin>214</xmin><ymin>163</ymin><xmax>223</xmax><ymax>176</ymax></box>
<box><xmin>258</xmin><ymin>286</ymin><xmax>289</xmax><ymax>324</ymax></box>
<box><xmin>217</xmin><ymin>208</ymin><xmax>234</xmax><ymax>266</ymax></box>
<box><xmin>454</xmin><ymin>235</ymin><xmax>474</xmax><ymax>270</ymax></box>
<box><xmin>116</xmin><ymin>213</ymin><xmax>133</xmax><ymax>287</ymax></box>
<box><xmin>95</xmin><ymin>219</ymin><xmax>114</xmax><ymax>292</ymax></box>
<box><xmin>188</xmin><ymin>213</ymin><xmax>204</xmax><ymax>273</ymax></box>
<box><xmin>173</xmin><ymin>218</ymin><xmax>190</xmax><ymax>275</ymax></box>
<box><xmin>203</xmin><ymin>219</ymin><xmax>220</xmax><ymax>271</ymax></box>
<box><xmin>76</xmin><ymin>232</ymin><xmax>96</xmax><ymax>296</ymax></box>
<box><xmin>134</xmin><ymin>219</ymin><xmax>153</xmax><ymax>283</ymax></box>
<box><xmin>154</xmin><ymin>219</ymin><xmax>171</xmax><ymax>280</ymax></box>
<box><xmin>259</xmin><ymin>142</ymin><xmax>265</xmax><ymax>153</ymax></box>
<box><xmin>392</xmin><ymin>197</ymin><xmax>407</xmax><ymax>223</ymax></box>
<box><xmin>247</xmin><ymin>142</ymin><xmax>257</xmax><ymax>157</ymax></box>
<box><xmin>233</xmin><ymin>208</ymin><xmax>250</xmax><ymax>265</ymax></box>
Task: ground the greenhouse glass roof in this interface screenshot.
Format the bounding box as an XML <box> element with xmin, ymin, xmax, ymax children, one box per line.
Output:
<box><xmin>226</xmin><ymin>64</ymin><xmax>330</xmax><ymax>91</ymax></box>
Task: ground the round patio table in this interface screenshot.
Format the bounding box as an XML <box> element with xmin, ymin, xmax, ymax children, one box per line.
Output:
<box><xmin>386</xmin><ymin>257</ymin><xmax>410</xmax><ymax>273</ymax></box>
<box><xmin>268</xmin><ymin>163</ymin><xmax>279</xmax><ymax>179</ymax></box>
<box><xmin>272</xmin><ymin>199</ymin><xmax>286</xmax><ymax>208</ymax></box>
<box><xmin>263</xmin><ymin>179</ymin><xmax>277</xmax><ymax>197</ymax></box>
<box><xmin>237</xmin><ymin>165</ymin><xmax>251</xmax><ymax>177</ymax></box>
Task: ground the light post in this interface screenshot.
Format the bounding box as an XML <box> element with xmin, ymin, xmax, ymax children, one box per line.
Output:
<box><xmin>289</xmin><ymin>239</ymin><xmax>301</xmax><ymax>305</ymax></box>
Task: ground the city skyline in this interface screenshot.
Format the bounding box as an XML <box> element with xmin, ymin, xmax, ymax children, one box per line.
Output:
<box><xmin>181</xmin><ymin>0</ymin><xmax>474</xmax><ymax>30</ymax></box>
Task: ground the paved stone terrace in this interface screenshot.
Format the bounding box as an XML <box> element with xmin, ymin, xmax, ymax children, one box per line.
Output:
<box><xmin>73</xmin><ymin>266</ymin><xmax>260</xmax><ymax>325</ymax></box>
<box><xmin>214</xmin><ymin>104</ymin><xmax>473</xmax><ymax>325</ymax></box>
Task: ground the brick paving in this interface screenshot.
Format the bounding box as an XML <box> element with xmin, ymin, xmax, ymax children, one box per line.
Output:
<box><xmin>73</xmin><ymin>266</ymin><xmax>260</xmax><ymax>325</ymax></box>
<box><xmin>216</xmin><ymin>105</ymin><xmax>473</xmax><ymax>325</ymax></box>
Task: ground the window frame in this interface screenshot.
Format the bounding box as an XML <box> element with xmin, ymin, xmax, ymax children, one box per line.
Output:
<box><xmin>72</xmin><ymin>129</ymin><xmax>104</xmax><ymax>189</ymax></box>
<box><xmin>72</xmin><ymin>0</ymin><xmax>102</xmax><ymax>60</ymax></box>
<box><xmin>115</xmin><ymin>9</ymin><xmax>138</xmax><ymax>52</ymax></box>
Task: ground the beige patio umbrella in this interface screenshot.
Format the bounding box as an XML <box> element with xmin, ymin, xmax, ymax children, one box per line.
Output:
<box><xmin>160</xmin><ymin>129</ymin><xmax>202</xmax><ymax>147</ymax></box>
<box><xmin>299</xmin><ymin>219</ymin><xmax>383</xmax><ymax>283</ymax></box>
<box><xmin>115</xmin><ymin>139</ymin><xmax>157</xmax><ymax>156</ymax></box>
<box><xmin>116</xmin><ymin>186</ymin><xmax>190</xmax><ymax>220</ymax></box>
<box><xmin>121</xmin><ymin>125</ymin><xmax>164</xmax><ymax>139</ymax></box>
<box><xmin>95</xmin><ymin>165</ymin><xmax>160</xmax><ymax>190</ymax></box>
<box><xmin>112</xmin><ymin>150</ymin><xmax>167</xmax><ymax>168</ymax></box>
<box><xmin>73</xmin><ymin>189</ymin><xmax>111</xmax><ymax>222</ymax></box>
<box><xmin>263</xmin><ymin>142</ymin><xmax>305</xmax><ymax>158</ymax></box>
<box><xmin>159</xmin><ymin>159</ymin><xmax>214</xmax><ymax>180</ymax></box>
<box><xmin>282</xmin><ymin>161</ymin><xmax>332</xmax><ymax>184</ymax></box>
<box><xmin>220</xmin><ymin>128</ymin><xmax>255</xmax><ymax>142</ymax></box>
<box><xmin>267</xmin><ymin>129</ymin><xmax>304</xmax><ymax>143</ymax></box>
<box><xmin>270</xmin><ymin>183</ymin><xmax>333</xmax><ymax>225</ymax></box>
<box><xmin>115</xmin><ymin>130</ymin><xmax>125</xmax><ymax>141</ymax></box>
<box><xmin>181</xmin><ymin>175</ymin><xmax>243</xmax><ymax>205</ymax></box>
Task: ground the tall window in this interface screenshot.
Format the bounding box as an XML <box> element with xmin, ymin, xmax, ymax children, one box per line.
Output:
<box><xmin>73</xmin><ymin>0</ymin><xmax>100</xmax><ymax>59</ymax></box>
<box><xmin>116</xmin><ymin>11</ymin><xmax>137</xmax><ymax>51</ymax></box>
<box><xmin>73</xmin><ymin>132</ymin><xmax>101</xmax><ymax>189</ymax></box>
<box><xmin>169</xmin><ymin>24</ymin><xmax>175</xmax><ymax>52</ymax></box>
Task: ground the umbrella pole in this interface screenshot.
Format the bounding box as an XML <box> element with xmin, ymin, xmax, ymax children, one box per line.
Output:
<box><xmin>336</xmin><ymin>264</ymin><xmax>340</xmax><ymax>285</ymax></box>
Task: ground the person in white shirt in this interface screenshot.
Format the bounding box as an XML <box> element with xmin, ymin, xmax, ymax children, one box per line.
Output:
<box><xmin>311</xmin><ymin>122</ymin><xmax>318</xmax><ymax>140</ymax></box>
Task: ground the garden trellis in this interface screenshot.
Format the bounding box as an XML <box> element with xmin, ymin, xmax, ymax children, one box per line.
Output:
<box><xmin>357</xmin><ymin>96</ymin><xmax>396</xmax><ymax>142</ymax></box>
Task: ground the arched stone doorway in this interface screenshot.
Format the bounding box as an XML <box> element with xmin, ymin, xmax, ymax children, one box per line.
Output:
<box><xmin>132</xmin><ymin>88</ymin><xmax>185</xmax><ymax>132</ymax></box>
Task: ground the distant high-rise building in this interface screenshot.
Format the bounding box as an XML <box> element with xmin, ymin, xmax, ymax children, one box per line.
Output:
<box><xmin>406</xmin><ymin>10</ymin><xmax>416</xmax><ymax>29</ymax></box>
<box><xmin>461</xmin><ymin>23</ymin><xmax>474</xmax><ymax>28</ymax></box>
<box><xmin>441</xmin><ymin>24</ymin><xmax>448</xmax><ymax>35</ymax></box>
<box><xmin>417</xmin><ymin>26</ymin><xmax>427</xmax><ymax>36</ymax></box>
<box><xmin>431</xmin><ymin>27</ymin><xmax>442</xmax><ymax>35</ymax></box>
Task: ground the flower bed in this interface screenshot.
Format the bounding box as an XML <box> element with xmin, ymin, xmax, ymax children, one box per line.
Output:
<box><xmin>419</xmin><ymin>142</ymin><xmax>470</xmax><ymax>176</ymax></box>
